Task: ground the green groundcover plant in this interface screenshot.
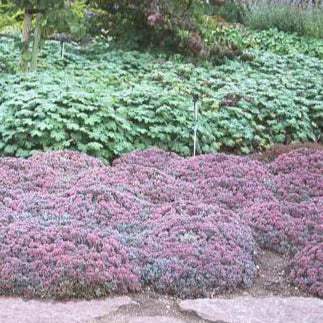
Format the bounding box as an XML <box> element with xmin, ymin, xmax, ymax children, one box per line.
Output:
<box><xmin>247</xmin><ymin>28</ymin><xmax>323</xmax><ymax>59</ymax></box>
<box><xmin>0</xmin><ymin>37</ymin><xmax>322</xmax><ymax>160</ymax></box>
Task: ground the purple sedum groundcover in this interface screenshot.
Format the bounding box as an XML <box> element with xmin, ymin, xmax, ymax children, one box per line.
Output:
<box><xmin>0</xmin><ymin>148</ymin><xmax>322</xmax><ymax>299</ymax></box>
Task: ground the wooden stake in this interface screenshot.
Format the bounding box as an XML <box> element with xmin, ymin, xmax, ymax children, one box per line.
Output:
<box><xmin>193</xmin><ymin>96</ymin><xmax>199</xmax><ymax>157</ymax></box>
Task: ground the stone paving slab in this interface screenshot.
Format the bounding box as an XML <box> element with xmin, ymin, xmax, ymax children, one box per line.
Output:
<box><xmin>111</xmin><ymin>315</ymin><xmax>187</xmax><ymax>323</ymax></box>
<box><xmin>0</xmin><ymin>296</ymin><xmax>135</xmax><ymax>323</ymax></box>
<box><xmin>1</xmin><ymin>296</ymin><xmax>322</xmax><ymax>323</ymax></box>
<box><xmin>179</xmin><ymin>296</ymin><xmax>323</xmax><ymax>323</ymax></box>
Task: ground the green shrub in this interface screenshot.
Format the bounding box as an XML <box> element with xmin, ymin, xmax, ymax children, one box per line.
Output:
<box><xmin>0</xmin><ymin>2</ymin><xmax>21</xmax><ymax>31</ymax></box>
<box><xmin>0</xmin><ymin>75</ymin><xmax>135</xmax><ymax>160</ymax></box>
<box><xmin>0</xmin><ymin>37</ymin><xmax>321</xmax><ymax>160</ymax></box>
<box><xmin>245</xmin><ymin>5</ymin><xmax>323</xmax><ymax>39</ymax></box>
<box><xmin>85</xmin><ymin>0</ymin><xmax>248</xmax><ymax>61</ymax></box>
<box><xmin>247</xmin><ymin>28</ymin><xmax>323</xmax><ymax>59</ymax></box>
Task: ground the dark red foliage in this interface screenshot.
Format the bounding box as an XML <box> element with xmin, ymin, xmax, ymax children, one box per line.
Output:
<box><xmin>271</xmin><ymin>171</ymin><xmax>322</xmax><ymax>202</ymax></box>
<box><xmin>109</xmin><ymin>165</ymin><xmax>195</xmax><ymax>204</ymax></box>
<box><xmin>288</xmin><ymin>242</ymin><xmax>323</xmax><ymax>298</ymax></box>
<box><xmin>268</xmin><ymin>149</ymin><xmax>323</xmax><ymax>202</ymax></box>
<box><xmin>197</xmin><ymin>177</ymin><xmax>276</xmax><ymax>210</ymax></box>
<box><xmin>0</xmin><ymin>221</ymin><xmax>140</xmax><ymax>298</ymax></box>
<box><xmin>0</xmin><ymin>147</ymin><xmax>322</xmax><ymax>298</ymax></box>
<box><xmin>137</xmin><ymin>202</ymin><xmax>257</xmax><ymax>297</ymax></box>
<box><xmin>242</xmin><ymin>200</ymin><xmax>323</xmax><ymax>254</ymax></box>
<box><xmin>268</xmin><ymin>148</ymin><xmax>323</xmax><ymax>175</ymax></box>
<box><xmin>169</xmin><ymin>153</ymin><xmax>269</xmax><ymax>182</ymax></box>
<box><xmin>251</xmin><ymin>143</ymin><xmax>323</xmax><ymax>163</ymax></box>
<box><xmin>113</xmin><ymin>147</ymin><xmax>183</xmax><ymax>171</ymax></box>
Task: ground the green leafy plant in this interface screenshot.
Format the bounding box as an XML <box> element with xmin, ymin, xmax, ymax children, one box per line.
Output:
<box><xmin>1</xmin><ymin>0</ymin><xmax>87</xmax><ymax>71</ymax></box>
<box><xmin>86</xmin><ymin>0</ymin><xmax>247</xmax><ymax>61</ymax></box>
<box><xmin>247</xmin><ymin>28</ymin><xmax>323</xmax><ymax>59</ymax></box>
<box><xmin>0</xmin><ymin>37</ymin><xmax>322</xmax><ymax>160</ymax></box>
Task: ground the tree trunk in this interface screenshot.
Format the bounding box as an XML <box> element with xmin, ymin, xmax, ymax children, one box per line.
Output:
<box><xmin>21</xmin><ymin>7</ymin><xmax>33</xmax><ymax>71</ymax></box>
<box><xmin>30</xmin><ymin>12</ymin><xmax>43</xmax><ymax>72</ymax></box>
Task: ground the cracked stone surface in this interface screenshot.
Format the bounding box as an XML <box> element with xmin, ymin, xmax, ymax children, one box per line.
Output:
<box><xmin>110</xmin><ymin>316</ymin><xmax>187</xmax><ymax>323</ymax></box>
<box><xmin>2</xmin><ymin>295</ymin><xmax>323</xmax><ymax>323</ymax></box>
<box><xmin>179</xmin><ymin>296</ymin><xmax>323</xmax><ymax>323</ymax></box>
<box><xmin>0</xmin><ymin>296</ymin><xmax>135</xmax><ymax>323</ymax></box>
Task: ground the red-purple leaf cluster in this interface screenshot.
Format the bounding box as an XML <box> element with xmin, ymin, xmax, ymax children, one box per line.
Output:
<box><xmin>242</xmin><ymin>199</ymin><xmax>322</xmax><ymax>254</ymax></box>
<box><xmin>288</xmin><ymin>242</ymin><xmax>323</xmax><ymax>298</ymax></box>
<box><xmin>113</xmin><ymin>148</ymin><xmax>183</xmax><ymax>171</ymax></box>
<box><xmin>269</xmin><ymin>148</ymin><xmax>323</xmax><ymax>176</ymax></box>
<box><xmin>0</xmin><ymin>221</ymin><xmax>140</xmax><ymax>298</ymax></box>
<box><xmin>0</xmin><ymin>147</ymin><xmax>322</xmax><ymax>298</ymax></box>
<box><xmin>137</xmin><ymin>202</ymin><xmax>257</xmax><ymax>297</ymax></box>
<box><xmin>269</xmin><ymin>148</ymin><xmax>323</xmax><ymax>202</ymax></box>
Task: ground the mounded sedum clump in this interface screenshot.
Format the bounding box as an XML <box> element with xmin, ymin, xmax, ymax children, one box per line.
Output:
<box><xmin>242</xmin><ymin>200</ymin><xmax>322</xmax><ymax>254</ymax></box>
<box><xmin>0</xmin><ymin>221</ymin><xmax>140</xmax><ymax>298</ymax></box>
<box><xmin>0</xmin><ymin>147</ymin><xmax>322</xmax><ymax>298</ymax></box>
<box><xmin>268</xmin><ymin>148</ymin><xmax>323</xmax><ymax>176</ymax></box>
<box><xmin>167</xmin><ymin>153</ymin><xmax>270</xmax><ymax>182</ymax></box>
<box><xmin>288</xmin><ymin>242</ymin><xmax>323</xmax><ymax>298</ymax></box>
<box><xmin>138</xmin><ymin>202</ymin><xmax>257</xmax><ymax>297</ymax></box>
<box><xmin>269</xmin><ymin>148</ymin><xmax>323</xmax><ymax>202</ymax></box>
<box><xmin>113</xmin><ymin>148</ymin><xmax>183</xmax><ymax>171</ymax></box>
<box><xmin>196</xmin><ymin>177</ymin><xmax>276</xmax><ymax>210</ymax></box>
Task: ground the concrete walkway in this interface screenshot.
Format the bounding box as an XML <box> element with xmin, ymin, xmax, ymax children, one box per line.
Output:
<box><xmin>1</xmin><ymin>295</ymin><xmax>322</xmax><ymax>323</ymax></box>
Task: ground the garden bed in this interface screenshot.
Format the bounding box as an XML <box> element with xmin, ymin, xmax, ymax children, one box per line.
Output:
<box><xmin>0</xmin><ymin>146</ymin><xmax>322</xmax><ymax>299</ymax></box>
<box><xmin>1</xmin><ymin>36</ymin><xmax>322</xmax><ymax>160</ymax></box>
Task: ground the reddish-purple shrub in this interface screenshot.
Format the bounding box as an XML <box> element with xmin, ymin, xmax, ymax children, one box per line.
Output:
<box><xmin>269</xmin><ymin>148</ymin><xmax>323</xmax><ymax>176</ymax></box>
<box><xmin>0</xmin><ymin>148</ymin><xmax>322</xmax><ymax>298</ymax></box>
<box><xmin>268</xmin><ymin>149</ymin><xmax>323</xmax><ymax>202</ymax></box>
<box><xmin>137</xmin><ymin>202</ymin><xmax>257</xmax><ymax>297</ymax></box>
<box><xmin>197</xmin><ymin>177</ymin><xmax>277</xmax><ymax>210</ymax></box>
<box><xmin>109</xmin><ymin>165</ymin><xmax>196</xmax><ymax>204</ymax></box>
<box><xmin>169</xmin><ymin>153</ymin><xmax>269</xmax><ymax>182</ymax></box>
<box><xmin>29</xmin><ymin>150</ymin><xmax>106</xmax><ymax>171</ymax></box>
<box><xmin>272</xmin><ymin>171</ymin><xmax>323</xmax><ymax>202</ymax></box>
<box><xmin>73</xmin><ymin>164</ymin><xmax>195</xmax><ymax>204</ymax></box>
<box><xmin>113</xmin><ymin>147</ymin><xmax>183</xmax><ymax>171</ymax></box>
<box><xmin>242</xmin><ymin>200</ymin><xmax>323</xmax><ymax>254</ymax></box>
<box><xmin>4</xmin><ymin>185</ymin><xmax>151</xmax><ymax>236</ymax></box>
<box><xmin>251</xmin><ymin>143</ymin><xmax>323</xmax><ymax>163</ymax></box>
<box><xmin>60</xmin><ymin>185</ymin><xmax>152</xmax><ymax>231</ymax></box>
<box><xmin>288</xmin><ymin>242</ymin><xmax>323</xmax><ymax>298</ymax></box>
<box><xmin>0</xmin><ymin>221</ymin><xmax>140</xmax><ymax>298</ymax></box>
<box><xmin>0</xmin><ymin>158</ymin><xmax>27</xmax><ymax>193</ymax></box>
<box><xmin>0</xmin><ymin>150</ymin><xmax>106</xmax><ymax>193</ymax></box>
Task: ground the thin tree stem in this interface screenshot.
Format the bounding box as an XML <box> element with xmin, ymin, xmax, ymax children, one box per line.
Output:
<box><xmin>30</xmin><ymin>12</ymin><xmax>43</xmax><ymax>72</ymax></box>
<box><xmin>21</xmin><ymin>7</ymin><xmax>33</xmax><ymax>71</ymax></box>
